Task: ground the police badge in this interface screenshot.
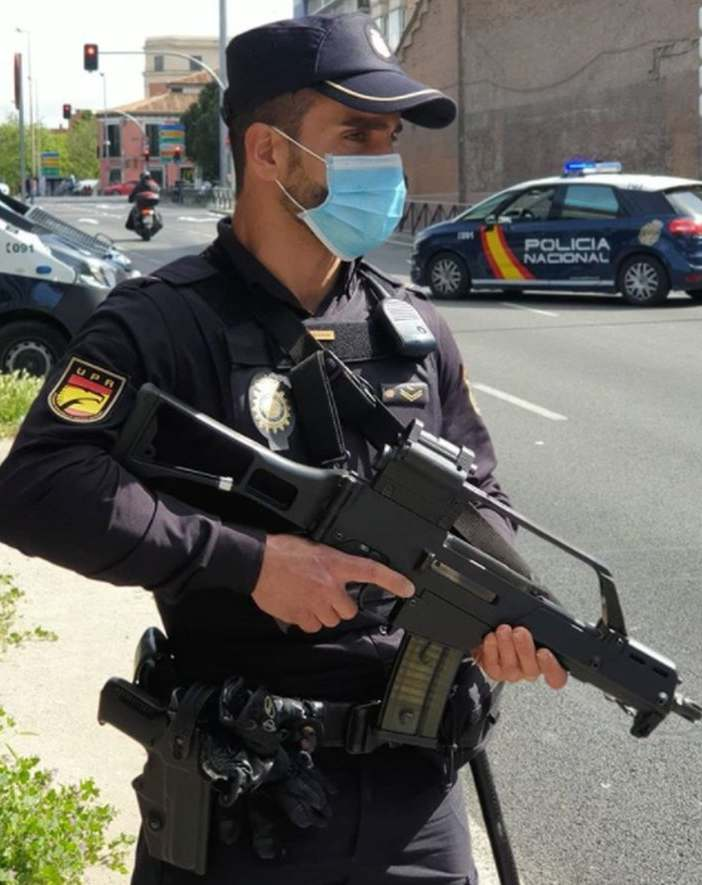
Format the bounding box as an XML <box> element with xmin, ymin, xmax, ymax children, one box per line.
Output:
<box><xmin>248</xmin><ymin>372</ymin><xmax>295</xmax><ymax>451</ymax></box>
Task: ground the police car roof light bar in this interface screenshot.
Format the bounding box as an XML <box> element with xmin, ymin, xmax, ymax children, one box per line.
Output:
<box><xmin>563</xmin><ymin>160</ymin><xmax>623</xmax><ymax>177</ymax></box>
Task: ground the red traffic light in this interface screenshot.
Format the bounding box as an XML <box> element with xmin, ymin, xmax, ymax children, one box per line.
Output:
<box><xmin>143</xmin><ymin>148</ymin><xmax>151</xmax><ymax>162</ymax></box>
<box><xmin>62</xmin><ymin>103</ymin><xmax>72</xmax><ymax>120</ymax></box>
<box><xmin>173</xmin><ymin>145</ymin><xmax>182</xmax><ymax>163</ymax></box>
<box><xmin>83</xmin><ymin>43</ymin><xmax>99</xmax><ymax>72</ymax></box>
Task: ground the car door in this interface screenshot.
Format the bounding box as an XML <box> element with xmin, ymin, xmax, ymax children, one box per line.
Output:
<box><xmin>477</xmin><ymin>186</ymin><xmax>558</xmax><ymax>288</ymax></box>
<box><xmin>545</xmin><ymin>183</ymin><xmax>623</xmax><ymax>286</ymax></box>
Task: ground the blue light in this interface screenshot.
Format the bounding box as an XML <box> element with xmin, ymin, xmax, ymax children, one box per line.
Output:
<box><xmin>563</xmin><ymin>159</ymin><xmax>623</xmax><ymax>176</ymax></box>
<box><xmin>564</xmin><ymin>160</ymin><xmax>596</xmax><ymax>174</ymax></box>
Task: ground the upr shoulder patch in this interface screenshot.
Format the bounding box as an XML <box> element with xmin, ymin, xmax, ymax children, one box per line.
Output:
<box><xmin>48</xmin><ymin>357</ymin><xmax>126</xmax><ymax>423</ymax></box>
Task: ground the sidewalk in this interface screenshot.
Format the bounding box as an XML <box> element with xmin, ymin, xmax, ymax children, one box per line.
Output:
<box><xmin>0</xmin><ymin>436</ymin><xmax>498</xmax><ymax>884</ymax></box>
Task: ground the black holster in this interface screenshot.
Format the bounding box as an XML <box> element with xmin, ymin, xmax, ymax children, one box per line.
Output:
<box><xmin>132</xmin><ymin>682</ymin><xmax>216</xmax><ymax>876</ymax></box>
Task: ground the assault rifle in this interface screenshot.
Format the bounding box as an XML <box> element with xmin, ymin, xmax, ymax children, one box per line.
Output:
<box><xmin>111</xmin><ymin>382</ymin><xmax>701</xmax><ymax>745</ymax></box>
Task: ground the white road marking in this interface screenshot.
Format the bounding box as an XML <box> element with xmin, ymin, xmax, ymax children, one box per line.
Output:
<box><xmin>500</xmin><ymin>301</ymin><xmax>559</xmax><ymax>318</ymax></box>
<box><xmin>473</xmin><ymin>383</ymin><xmax>568</xmax><ymax>421</ymax></box>
<box><xmin>77</xmin><ymin>217</ymin><xmax>99</xmax><ymax>225</ymax></box>
<box><xmin>177</xmin><ymin>216</ymin><xmax>218</xmax><ymax>223</ymax></box>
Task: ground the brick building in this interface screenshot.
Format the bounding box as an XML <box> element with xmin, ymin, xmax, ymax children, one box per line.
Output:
<box><xmin>97</xmin><ymin>70</ymin><xmax>214</xmax><ymax>190</ymax></box>
<box><xmin>398</xmin><ymin>0</ymin><xmax>701</xmax><ymax>202</ymax></box>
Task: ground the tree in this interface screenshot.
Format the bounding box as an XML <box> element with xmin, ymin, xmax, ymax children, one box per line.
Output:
<box><xmin>0</xmin><ymin>114</ymin><xmax>97</xmax><ymax>191</ymax></box>
<box><xmin>65</xmin><ymin>113</ymin><xmax>99</xmax><ymax>180</ymax></box>
<box><xmin>181</xmin><ymin>82</ymin><xmax>219</xmax><ymax>182</ymax></box>
<box><xmin>0</xmin><ymin>117</ymin><xmax>21</xmax><ymax>191</ymax></box>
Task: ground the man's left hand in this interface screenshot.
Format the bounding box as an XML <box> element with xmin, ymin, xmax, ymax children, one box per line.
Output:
<box><xmin>473</xmin><ymin>624</ymin><xmax>568</xmax><ymax>689</ymax></box>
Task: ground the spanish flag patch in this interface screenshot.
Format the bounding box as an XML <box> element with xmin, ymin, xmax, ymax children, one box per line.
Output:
<box><xmin>48</xmin><ymin>357</ymin><xmax>126</xmax><ymax>423</ymax></box>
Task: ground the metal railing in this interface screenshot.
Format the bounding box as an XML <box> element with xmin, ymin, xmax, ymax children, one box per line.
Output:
<box><xmin>162</xmin><ymin>186</ymin><xmax>233</xmax><ymax>211</ymax></box>
<box><xmin>26</xmin><ymin>205</ymin><xmax>116</xmax><ymax>258</ymax></box>
<box><xmin>397</xmin><ymin>200</ymin><xmax>471</xmax><ymax>236</ymax></box>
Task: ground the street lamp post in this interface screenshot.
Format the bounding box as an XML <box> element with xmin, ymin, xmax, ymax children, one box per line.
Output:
<box><xmin>219</xmin><ymin>0</ymin><xmax>229</xmax><ymax>188</ymax></box>
<box><xmin>15</xmin><ymin>27</ymin><xmax>35</xmax><ymax>201</ymax></box>
<box><xmin>99</xmin><ymin>72</ymin><xmax>109</xmax><ymax>189</ymax></box>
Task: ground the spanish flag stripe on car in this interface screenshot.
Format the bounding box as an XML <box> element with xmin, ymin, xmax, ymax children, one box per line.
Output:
<box><xmin>480</xmin><ymin>225</ymin><xmax>535</xmax><ymax>280</ymax></box>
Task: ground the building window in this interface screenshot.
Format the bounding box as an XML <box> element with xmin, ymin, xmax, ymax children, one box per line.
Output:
<box><xmin>106</xmin><ymin>123</ymin><xmax>121</xmax><ymax>158</ymax></box>
<box><xmin>154</xmin><ymin>55</ymin><xmax>164</xmax><ymax>72</ymax></box>
<box><xmin>146</xmin><ymin>124</ymin><xmax>161</xmax><ymax>157</ymax></box>
<box><xmin>189</xmin><ymin>54</ymin><xmax>202</xmax><ymax>71</ymax></box>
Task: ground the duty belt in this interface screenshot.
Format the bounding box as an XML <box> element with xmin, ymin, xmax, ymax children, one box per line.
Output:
<box><xmin>317</xmin><ymin>699</ymin><xmax>387</xmax><ymax>754</ymax></box>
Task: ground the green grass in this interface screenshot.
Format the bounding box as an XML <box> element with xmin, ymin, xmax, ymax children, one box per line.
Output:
<box><xmin>0</xmin><ymin>372</ymin><xmax>43</xmax><ymax>438</ymax></box>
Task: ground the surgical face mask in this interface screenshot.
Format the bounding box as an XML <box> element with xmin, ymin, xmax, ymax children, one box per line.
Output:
<box><xmin>273</xmin><ymin>127</ymin><xmax>407</xmax><ymax>261</ymax></box>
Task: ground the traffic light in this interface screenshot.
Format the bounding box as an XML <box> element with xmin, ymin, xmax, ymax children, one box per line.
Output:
<box><xmin>143</xmin><ymin>147</ymin><xmax>150</xmax><ymax>163</ymax></box>
<box><xmin>83</xmin><ymin>44</ymin><xmax>98</xmax><ymax>72</ymax></box>
<box><xmin>173</xmin><ymin>145</ymin><xmax>182</xmax><ymax>164</ymax></box>
<box><xmin>62</xmin><ymin>103</ymin><xmax>72</xmax><ymax>121</ymax></box>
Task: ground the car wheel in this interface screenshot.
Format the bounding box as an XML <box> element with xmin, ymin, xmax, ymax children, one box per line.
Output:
<box><xmin>685</xmin><ymin>290</ymin><xmax>702</xmax><ymax>301</ymax></box>
<box><xmin>618</xmin><ymin>255</ymin><xmax>670</xmax><ymax>306</ymax></box>
<box><xmin>0</xmin><ymin>321</ymin><xmax>69</xmax><ymax>377</ymax></box>
<box><xmin>427</xmin><ymin>252</ymin><xmax>470</xmax><ymax>299</ymax></box>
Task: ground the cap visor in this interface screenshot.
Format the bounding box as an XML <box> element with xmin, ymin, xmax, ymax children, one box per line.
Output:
<box><xmin>315</xmin><ymin>70</ymin><xmax>456</xmax><ymax>129</ymax></box>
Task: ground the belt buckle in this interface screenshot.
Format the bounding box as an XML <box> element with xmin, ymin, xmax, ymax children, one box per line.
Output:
<box><xmin>345</xmin><ymin>700</ymin><xmax>382</xmax><ymax>755</ymax></box>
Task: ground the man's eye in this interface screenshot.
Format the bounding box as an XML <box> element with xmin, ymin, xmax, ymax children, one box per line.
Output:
<box><xmin>345</xmin><ymin>131</ymin><xmax>368</xmax><ymax>142</ymax></box>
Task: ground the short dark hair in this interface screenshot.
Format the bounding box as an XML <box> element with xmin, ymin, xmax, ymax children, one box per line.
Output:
<box><xmin>229</xmin><ymin>90</ymin><xmax>318</xmax><ymax>196</ymax></box>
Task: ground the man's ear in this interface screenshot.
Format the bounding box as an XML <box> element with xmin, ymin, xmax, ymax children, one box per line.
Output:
<box><xmin>245</xmin><ymin>123</ymin><xmax>288</xmax><ymax>184</ymax></box>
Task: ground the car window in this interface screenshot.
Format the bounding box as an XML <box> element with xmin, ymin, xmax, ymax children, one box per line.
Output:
<box><xmin>456</xmin><ymin>191</ymin><xmax>514</xmax><ymax>221</ymax></box>
<box><xmin>560</xmin><ymin>185</ymin><xmax>620</xmax><ymax>219</ymax></box>
<box><xmin>500</xmin><ymin>187</ymin><xmax>557</xmax><ymax>222</ymax></box>
<box><xmin>664</xmin><ymin>187</ymin><xmax>702</xmax><ymax>217</ymax></box>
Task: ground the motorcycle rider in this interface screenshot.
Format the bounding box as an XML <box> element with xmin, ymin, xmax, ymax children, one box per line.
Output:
<box><xmin>126</xmin><ymin>171</ymin><xmax>160</xmax><ymax>232</ymax></box>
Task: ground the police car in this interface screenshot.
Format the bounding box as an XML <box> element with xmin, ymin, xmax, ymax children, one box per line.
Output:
<box><xmin>0</xmin><ymin>191</ymin><xmax>139</xmax><ymax>375</ymax></box>
<box><xmin>411</xmin><ymin>162</ymin><xmax>702</xmax><ymax>306</ymax></box>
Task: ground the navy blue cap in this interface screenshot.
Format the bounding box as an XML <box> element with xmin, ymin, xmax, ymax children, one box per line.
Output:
<box><xmin>221</xmin><ymin>13</ymin><xmax>456</xmax><ymax>130</ymax></box>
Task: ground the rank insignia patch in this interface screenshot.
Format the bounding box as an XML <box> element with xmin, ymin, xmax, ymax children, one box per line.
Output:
<box><xmin>382</xmin><ymin>382</ymin><xmax>429</xmax><ymax>405</ymax></box>
<box><xmin>48</xmin><ymin>357</ymin><xmax>126</xmax><ymax>423</ymax></box>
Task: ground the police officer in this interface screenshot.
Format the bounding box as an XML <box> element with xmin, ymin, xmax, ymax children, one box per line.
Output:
<box><xmin>0</xmin><ymin>13</ymin><xmax>567</xmax><ymax>885</ymax></box>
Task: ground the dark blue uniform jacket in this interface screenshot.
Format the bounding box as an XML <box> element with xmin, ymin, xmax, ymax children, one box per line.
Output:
<box><xmin>0</xmin><ymin>219</ymin><xmax>512</xmax><ymax>702</ymax></box>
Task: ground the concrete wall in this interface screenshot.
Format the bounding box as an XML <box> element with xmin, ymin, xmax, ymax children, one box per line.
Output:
<box><xmin>398</xmin><ymin>0</ymin><xmax>461</xmax><ymax>199</ymax></box>
<box><xmin>398</xmin><ymin>0</ymin><xmax>700</xmax><ymax>201</ymax></box>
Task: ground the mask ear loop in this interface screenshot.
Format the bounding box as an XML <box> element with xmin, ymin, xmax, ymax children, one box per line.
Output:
<box><xmin>271</xmin><ymin>126</ymin><xmax>326</xmax><ymax>164</ymax></box>
<box><xmin>271</xmin><ymin>126</ymin><xmax>328</xmax><ymax>213</ymax></box>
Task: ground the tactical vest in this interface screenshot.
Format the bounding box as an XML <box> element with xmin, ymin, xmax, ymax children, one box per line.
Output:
<box><xmin>143</xmin><ymin>254</ymin><xmax>444</xmax><ymax>701</ymax></box>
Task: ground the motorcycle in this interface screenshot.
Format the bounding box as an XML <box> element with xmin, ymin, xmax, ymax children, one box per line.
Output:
<box><xmin>127</xmin><ymin>190</ymin><xmax>163</xmax><ymax>241</ymax></box>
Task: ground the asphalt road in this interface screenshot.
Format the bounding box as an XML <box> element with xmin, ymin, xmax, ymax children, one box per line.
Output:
<box><xmin>32</xmin><ymin>197</ymin><xmax>702</xmax><ymax>884</ymax></box>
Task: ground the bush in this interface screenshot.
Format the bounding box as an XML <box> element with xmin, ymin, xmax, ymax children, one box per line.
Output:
<box><xmin>0</xmin><ymin>371</ymin><xmax>43</xmax><ymax>438</ymax></box>
<box><xmin>0</xmin><ymin>709</ymin><xmax>134</xmax><ymax>883</ymax></box>
<box><xmin>0</xmin><ymin>576</ymin><xmax>135</xmax><ymax>882</ymax></box>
